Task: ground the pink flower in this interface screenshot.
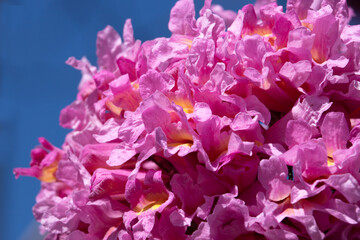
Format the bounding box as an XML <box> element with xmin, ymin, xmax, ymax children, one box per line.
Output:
<box><xmin>15</xmin><ymin>0</ymin><xmax>360</xmax><ymax>238</ymax></box>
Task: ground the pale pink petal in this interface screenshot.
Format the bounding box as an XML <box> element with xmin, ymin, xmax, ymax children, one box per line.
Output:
<box><xmin>186</xmin><ymin>37</ymin><xmax>215</xmax><ymax>78</ymax></box>
<box><xmin>311</xmin><ymin>10</ymin><xmax>339</xmax><ymax>63</ymax></box>
<box><xmin>107</xmin><ymin>142</ymin><xmax>137</xmax><ymax>167</ymax></box>
<box><xmin>286</xmin><ymin>0</ymin><xmax>313</xmax><ymax>19</ymax></box>
<box><xmin>227</xmin><ymin>133</ymin><xmax>254</xmax><ymax>156</ymax></box>
<box><xmin>285</xmin><ymin>120</ymin><xmax>312</xmax><ymax>148</ymax></box>
<box><xmin>59</xmin><ymin>101</ymin><xmax>86</xmax><ymax>130</ymax></box>
<box><xmin>324</xmin><ymin>173</ymin><xmax>360</xmax><ymax>203</ymax></box>
<box><xmin>93</xmin><ymin>118</ymin><xmax>123</xmax><ymax>143</ymax></box>
<box><xmin>139</xmin><ymin>70</ymin><xmax>175</xmax><ymax>99</ymax></box>
<box><xmin>168</xmin><ymin>0</ymin><xmax>197</xmax><ymax>36</ymax></box>
<box><xmin>203</xmin><ymin>63</ymin><xmax>235</xmax><ymax>94</ymax></box>
<box><xmin>287</xmin><ymin>27</ymin><xmax>315</xmax><ymax>50</ymax></box>
<box><xmin>227</xmin><ymin>10</ymin><xmax>244</xmax><ymax>39</ymax></box>
<box><xmin>147</xmin><ymin>38</ymin><xmax>188</xmax><ymax>71</ymax></box>
<box><xmin>230</xmin><ymin>112</ymin><xmax>264</xmax><ymax>143</ymax></box>
<box><xmin>210</xmin><ymin>5</ymin><xmax>237</xmax><ymax>27</ymax></box>
<box><xmin>123</xmin><ymin>19</ymin><xmax>134</xmax><ymax>46</ymax></box>
<box><xmin>197</xmin><ymin>9</ymin><xmax>225</xmax><ymax>42</ymax></box>
<box><xmin>207</xmin><ymin>194</ymin><xmax>251</xmax><ymax>239</ymax></box>
<box><xmin>79</xmin><ymin>143</ymin><xmax>118</xmax><ymax>174</ymax></box>
<box><xmin>320</xmin><ymin>111</ymin><xmax>350</xmax><ymax>153</ymax></box>
<box><xmin>118</xmin><ymin>109</ymin><xmax>145</xmax><ymax>143</ymax></box>
<box><xmin>96</xmin><ymin>25</ymin><xmax>123</xmax><ymax>72</ymax></box>
<box><xmin>190</xmin><ymin>102</ymin><xmax>212</xmax><ymax>122</ymax></box>
<box><xmin>272</xmin><ymin>14</ymin><xmax>294</xmax><ymax>49</ymax></box>
<box><xmin>258</xmin><ymin>157</ymin><xmax>292</xmax><ymax>201</ymax></box>
<box><xmin>279</xmin><ymin>60</ymin><xmax>312</xmax><ymax>88</ymax></box>
<box><xmin>170</xmin><ymin>173</ymin><xmax>205</xmax><ymax>215</ymax></box>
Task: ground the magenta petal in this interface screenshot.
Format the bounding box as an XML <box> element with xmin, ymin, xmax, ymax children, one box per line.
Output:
<box><xmin>14</xmin><ymin>138</ymin><xmax>62</xmax><ymax>182</ymax></box>
<box><xmin>236</xmin><ymin>34</ymin><xmax>268</xmax><ymax>71</ymax></box>
<box><xmin>304</xmin><ymin>64</ymin><xmax>326</xmax><ymax>95</ymax></box>
<box><xmin>290</xmin><ymin>178</ymin><xmax>327</xmax><ymax>204</ymax></box>
<box><xmin>199</xmin><ymin>0</ymin><xmax>212</xmax><ymax>16</ymax></box>
<box><xmin>350</xmin><ymin>124</ymin><xmax>360</xmax><ymax>145</ymax></box>
<box><xmin>39</xmin><ymin>197</ymin><xmax>81</xmax><ymax>234</ymax></box>
<box><xmin>333</xmin><ymin>143</ymin><xmax>360</xmax><ymax>183</ymax></box>
<box><xmin>196</xmin><ymin>165</ymin><xmax>232</xmax><ymax>196</ymax></box>
<box><xmin>13</xmin><ymin>166</ymin><xmax>41</xmax><ymax>179</ymax></box>
<box><xmin>241</xmin><ymin>4</ymin><xmax>257</xmax><ymax>35</ymax></box>
<box><xmin>85</xmin><ymin>198</ymin><xmax>126</xmax><ymax>237</ymax></box>
<box><xmin>66</xmin><ymin>230</ymin><xmax>97</xmax><ymax>240</ymax></box>
<box><xmin>322</xmin><ymin>0</ymin><xmax>350</xmax><ymax>30</ymax></box>
<box><xmin>65</xmin><ymin>56</ymin><xmax>95</xmax><ymax>73</ymax></box>
<box><xmin>189</xmin><ymin>222</ymin><xmax>210</xmax><ymax>240</ymax></box>
<box><xmin>218</xmin><ymin>154</ymin><xmax>259</xmax><ymax>192</ymax></box>
<box><xmin>262</xmin><ymin>229</ymin><xmax>299</xmax><ymax>240</ymax></box>
<box><xmin>141</xmin><ymin>92</ymin><xmax>177</xmax><ymax>133</ymax></box>
<box><xmin>38</xmin><ymin>137</ymin><xmax>54</xmax><ymax>151</ymax></box>
<box><xmin>123</xmin><ymin>171</ymin><xmax>175</xmax><ymax>239</ymax></box>
<box><xmin>297</xmin><ymin>140</ymin><xmax>330</xmax><ymax>180</ymax></box>
<box><xmin>116</xmin><ymin>57</ymin><xmax>137</xmax><ymax>81</ymax></box>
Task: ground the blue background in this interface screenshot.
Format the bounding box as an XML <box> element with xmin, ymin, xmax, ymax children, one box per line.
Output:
<box><xmin>1</xmin><ymin>0</ymin><xmax>358</xmax><ymax>239</ymax></box>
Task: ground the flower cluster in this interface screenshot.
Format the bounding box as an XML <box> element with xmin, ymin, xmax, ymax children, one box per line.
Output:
<box><xmin>15</xmin><ymin>0</ymin><xmax>360</xmax><ymax>239</ymax></box>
